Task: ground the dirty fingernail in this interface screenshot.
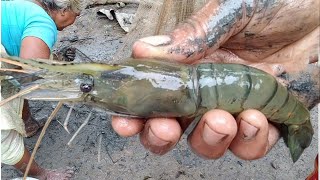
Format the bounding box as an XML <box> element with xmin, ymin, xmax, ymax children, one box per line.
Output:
<box><xmin>147</xmin><ymin>128</ymin><xmax>170</xmax><ymax>146</ymax></box>
<box><xmin>240</xmin><ymin>121</ymin><xmax>258</xmax><ymax>140</ymax></box>
<box><xmin>139</xmin><ymin>35</ymin><xmax>171</xmax><ymax>46</ymax></box>
<box><xmin>203</xmin><ymin>123</ymin><xmax>228</xmax><ymax>146</ymax></box>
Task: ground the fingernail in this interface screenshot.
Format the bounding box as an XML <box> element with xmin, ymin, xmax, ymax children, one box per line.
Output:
<box><xmin>147</xmin><ymin>128</ymin><xmax>170</xmax><ymax>146</ymax></box>
<box><xmin>240</xmin><ymin>121</ymin><xmax>258</xmax><ymax>140</ymax></box>
<box><xmin>203</xmin><ymin>123</ymin><xmax>228</xmax><ymax>146</ymax></box>
<box><xmin>139</xmin><ymin>35</ymin><xmax>171</xmax><ymax>46</ymax></box>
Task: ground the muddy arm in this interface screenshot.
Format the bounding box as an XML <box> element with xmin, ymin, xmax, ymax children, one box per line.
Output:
<box><xmin>281</xmin><ymin>65</ymin><xmax>320</xmax><ymax>109</ymax></box>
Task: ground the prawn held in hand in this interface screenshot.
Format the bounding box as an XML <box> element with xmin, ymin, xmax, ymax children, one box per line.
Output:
<box><xmin>0</xmin><ymin>56</ymin><xmax>313</xmax><ymax>162</ymax></box>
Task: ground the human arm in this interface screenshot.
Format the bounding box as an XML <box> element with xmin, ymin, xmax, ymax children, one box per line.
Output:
<box><xmin>20</xmin><ymin>37</ymin><xmax>51</xmax><ymax>59</ymax></box>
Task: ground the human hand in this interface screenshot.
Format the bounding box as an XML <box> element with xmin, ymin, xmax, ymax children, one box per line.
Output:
<box><xmin>112</xmin><ymin>0</ymin><xmax>319</xmax><ymax>160</ymax></box>
<box><xmin>54</xmin><ymin>46</ymin><xmax>76</xmax><ymax>62</ymax></box>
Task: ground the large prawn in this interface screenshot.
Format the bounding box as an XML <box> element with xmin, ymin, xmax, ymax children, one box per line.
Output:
<box><xmin>0</xmin><ymin>55</ymin><xmax>314</xmax><ymax>164</ymax></box>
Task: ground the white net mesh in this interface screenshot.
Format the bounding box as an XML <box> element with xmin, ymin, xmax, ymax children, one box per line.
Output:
<box><xmin>112</xmin><ymin>0</ymin><xmax>208</xmax><ymax>63</ymax></box>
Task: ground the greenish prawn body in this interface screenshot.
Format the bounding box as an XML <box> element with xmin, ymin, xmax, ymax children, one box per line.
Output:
<box><xmin>3</xmin><ymin>56</ymin><xmax>314</xmax><ymax>162</ymax></box>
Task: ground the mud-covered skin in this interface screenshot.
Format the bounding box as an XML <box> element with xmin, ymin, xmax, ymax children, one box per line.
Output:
<box><xmin>281</xmin><ymin>65</ymin><xmax>320</xmax><ymax>109</ymax></box>
<box><xmin>224</xmin><ymin>0</ymin><xmax>319</xmax><ymax>62</ymax></box>
<box><xmin>164</xmin><ymin>0</ymin><xmax>319</xmax><ymax>67</ymax></box>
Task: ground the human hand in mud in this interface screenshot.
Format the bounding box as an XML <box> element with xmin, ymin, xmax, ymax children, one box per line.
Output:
<box><xmin>54</xmin><ymin>46</ymin><xmax>76</xmax><ymax>61</ymax></box>
<box><xmin>112</xmin><ymin>0</ymin><xmax>319</xmax><ymax>159</ymax></box>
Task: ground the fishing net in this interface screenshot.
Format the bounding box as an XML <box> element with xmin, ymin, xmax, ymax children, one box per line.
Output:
<box><xmin>112</xmin><ymin>0</ymin><xmax>209</xmax><ymax>63</ymax></box>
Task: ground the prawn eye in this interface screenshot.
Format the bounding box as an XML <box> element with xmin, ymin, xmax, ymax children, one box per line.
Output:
<box><xmin>80</xmin><ymin>83</ymin><xmax>92</xmax><ymax>93</ymax></box>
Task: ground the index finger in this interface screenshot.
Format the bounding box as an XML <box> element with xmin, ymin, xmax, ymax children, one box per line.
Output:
<box><xmin>111</xmin><ymin>116</ymin><xmax>145</xmax><ymax>137</ymax></box>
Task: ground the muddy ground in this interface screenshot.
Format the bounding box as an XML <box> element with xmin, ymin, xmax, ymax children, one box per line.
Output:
<box><xmin>1</xmin><ymin>5</ymin><xmax>319</xmax><ymax>180</ymax></box>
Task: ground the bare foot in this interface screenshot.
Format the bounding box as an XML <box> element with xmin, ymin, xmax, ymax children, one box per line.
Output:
<box><xmin>36</xmin><ymin>167</ymin><xmax>75</xmax><ymax>180</ymax></box>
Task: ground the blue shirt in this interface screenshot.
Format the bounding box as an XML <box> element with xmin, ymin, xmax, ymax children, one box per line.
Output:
<box><xmin>1</xmin><ymin>0</ymin><xmax>58</xmax><ymax>56</ymax></box>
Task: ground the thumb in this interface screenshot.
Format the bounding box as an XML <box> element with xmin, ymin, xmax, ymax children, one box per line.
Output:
<box><xmin>132</xmin><ymin>35</ymin><xmax>176</xmax><ymax>60</ymax></box>
<box><xmin>132</xmin><ymin>7</ymin><xmax>210</xmax><ymax>63</ymax></box>
<box><xmin>132</xmin><ymin>0</ymin><xmax>254</xmax><ymax>63</ymax></box>
<box><xmin>132</xmin><ymin>32</ymin><xmax>207</xmax><ymax>64</ymax></box>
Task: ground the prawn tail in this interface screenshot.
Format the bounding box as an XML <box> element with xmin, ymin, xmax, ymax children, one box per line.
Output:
<box><xmin>195</xmin><ymin>63</ymin><xmax>314</xmax><ymax>162</ymax></box>
<box><xmin>281</xmin><ymin>101</ymin><xmax>314</xmax><ymax>162</ymax></box>
<box><xmin>281</xmin><ymin>119</ymin><xmax>314</xmax><ymax>162</ymax></box>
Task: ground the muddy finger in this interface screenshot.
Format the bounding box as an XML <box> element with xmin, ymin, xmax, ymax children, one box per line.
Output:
<box><xmin>229</xmin><ymin>109</ymin><xmax>280</xmax><ymax>160</ymax></box>
<box><xmin>139</xmin><ymin>118</ymin><xmax>182</xmax><ymax>155</ymax></box>
<box><xmin>188</xmin><ymin>109</ymin><xmax>237</xmax><ymax>159</ymax></box>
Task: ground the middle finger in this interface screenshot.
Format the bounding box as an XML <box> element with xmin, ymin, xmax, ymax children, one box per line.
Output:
<box><xmin>139</xmin><ymin>118</ymin><xmax>182</xmax><ymax>155</ymax></box>
<box><xmin>188</xmin><ymin>109</ymin><xmax>238</xmax><ymax>159</ymax></box>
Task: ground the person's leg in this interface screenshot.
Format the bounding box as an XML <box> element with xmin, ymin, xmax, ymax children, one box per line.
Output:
<box><xmin>14</xmin><ymin>147</ymin><xmax>75</xmax><ymax>180</ymax></box>
<box><xmin>2</xmin><ymin>44</ymin><xmax>41</xmax><ymax>137</ymax></box>
<box><xmin>1</xmin><ymin>130</ymin><xmax>74</xmax><ymax>180</ymax></box>
<box><xmin>14</xmin><ymin>147</ymin><xmax>45</xmax><ymax>177</ymax></box>
<box><xmin>22</xmin><ymin>100</ymin><xmax>43</xmax><ymax>137</ymax></box>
